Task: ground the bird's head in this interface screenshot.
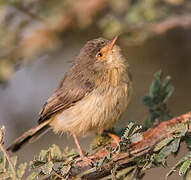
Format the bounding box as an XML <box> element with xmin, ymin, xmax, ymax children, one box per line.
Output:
<box><xmin>76</xmin><ymin>36</ymin><xmax>126</xmax><ymax>70</ymax></box>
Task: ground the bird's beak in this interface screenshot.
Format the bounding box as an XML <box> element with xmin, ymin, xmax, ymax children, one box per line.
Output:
<box><xmin>108</xmin><ymin>35</ymin><xmax>118</xmax><ymax>51</ymax></box>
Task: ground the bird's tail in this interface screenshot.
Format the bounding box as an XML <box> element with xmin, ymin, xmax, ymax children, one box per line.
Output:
<box><xmin>7</xmin><ymin>120</ymin><xmax>51</xmax><ymax>152</ymax></box>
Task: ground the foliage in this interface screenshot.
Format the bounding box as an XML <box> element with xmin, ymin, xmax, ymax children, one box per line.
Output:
<box><xmin>153</xmin><ymin>122</ymin><xmax>187</xmax><ymax>165</ymax></box>
<box><xmin>143</xmin><ymin>71</ymin><xmax>174</xmax><ymax>125</ymax></box>
<box><xmin>29</xmin><ymin>144</ymin><xmax>79</xmax><ymax>179</ymax></box>
<box><xmin>166</xmin><ymin>152</ymin><xmax>191</xmax><ymax>179</ymax></box>
<box><xmin>0</xmin><ymin>126</ymin><xmax>26</xmax><ymax>180</ymax></box>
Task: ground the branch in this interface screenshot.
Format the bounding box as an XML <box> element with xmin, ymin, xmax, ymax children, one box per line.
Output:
<box><xmin>68</xmin><ymin>111</ymin><xmax>191</xmax><ymax>179</ymax></box>
<box><xmin>151</xmin><ymin>14</ymin><xmax>191</xmax><ymax>34</ymax></box>
<box><xmin>0</xmin><ymin>145</ymin><xmax>17</xmax><ymax>180</ymax></box>
<box><xmin>0</xmin><ymin>126</ymin><xmax>17</xmax><ymax>180</ymax></box>
<box><xmin>121</xmin><ymin>14</ymin><xmax>191</xmax><ymax>45</ymax></box>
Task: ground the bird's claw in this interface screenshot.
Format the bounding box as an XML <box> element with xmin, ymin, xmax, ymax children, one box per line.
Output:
<box><xmin>82</xmin><ymin>156</ymin><xmax>94</xmax><ymax>166</ymax></box>
<box><xmin>74</xmin><ymin>155</ymin><xmax>94</xmax><ymax>166</ymax></box>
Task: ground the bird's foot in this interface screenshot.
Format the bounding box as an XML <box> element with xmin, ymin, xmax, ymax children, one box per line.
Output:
<box><xmin>82</xmin><ymin>156</ymin><xmax>94</xmax><ymax>165</ymax></box>
<box><xmin>107</xmin><ymin>132</ymin><xmax>120</xmax><ymax>145</ymax></box>
<box><xmin>75</xmin><ymin>154</ymin><xmax>94</xmax><ymax>166</ymax></box>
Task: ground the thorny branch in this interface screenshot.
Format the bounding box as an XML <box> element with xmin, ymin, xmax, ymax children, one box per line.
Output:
<box><xmin>66</xmin><ymin>111</ymin><xmax>191</xmax><ymax>179</ymax></box>
<box><xmin>0</xmin><ymin>126</ymin><xmax>17</xmax><ymax>180</ymax></box>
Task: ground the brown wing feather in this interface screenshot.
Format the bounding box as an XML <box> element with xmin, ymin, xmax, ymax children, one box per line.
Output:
<box><xmin>38</xmin><ymin>65</ymin><xmax>95</xmax><ymax>124</ymax></box>
<box><xmin>38</xmin><ymin>38</ymin><xmax>108</xmax><ymax>124</ymax></box>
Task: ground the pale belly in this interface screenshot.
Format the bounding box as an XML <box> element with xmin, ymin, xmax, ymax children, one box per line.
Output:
<box><xmin>50</xmin><ymin>84</ymin><xmax>131</xmax><ymax>135</ymax></box>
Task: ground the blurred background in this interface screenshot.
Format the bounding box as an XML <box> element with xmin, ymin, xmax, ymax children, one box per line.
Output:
<box><xmin>0</xmin><ymin>0</ymin><xmax>191</xmax><ymax>179</ymax></box>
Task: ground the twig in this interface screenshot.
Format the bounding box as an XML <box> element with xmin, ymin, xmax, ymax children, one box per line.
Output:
<box><xmin>0</xmin><ymin>144</ymin><xmax>17</xmax><ymax>180</ymax></box>
<box><xmin>2</xmin><ymin>152</ymin><xmax>6</xmax><ymax>173</ymax></box>
<box><xmin>52</xmin><ymin>168</ymin><xmax>65</xmax><ymax>179</ymax></box>
<box><xmin>65</xmin><ymin>111</ymin><xmax>191</xmax><ymax>179</ymax></box>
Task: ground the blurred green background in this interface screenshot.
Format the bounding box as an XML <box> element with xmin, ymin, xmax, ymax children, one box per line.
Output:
<box><xmin>0</xmin><ymin>0</ymin><xmax>191</xmax><ymax>179</ymax></box>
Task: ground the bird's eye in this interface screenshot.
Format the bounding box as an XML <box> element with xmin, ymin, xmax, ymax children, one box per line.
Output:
<box><xmin>97</xmin><ymin>52</ymin><xmax>103</xmax><ymax>57</ymax></box>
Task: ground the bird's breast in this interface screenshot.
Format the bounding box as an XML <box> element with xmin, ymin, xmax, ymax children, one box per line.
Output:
<box><xmin>50</xmin><ymin>82</ymin><xmax>131</xmax><ymax>136</ymax></box>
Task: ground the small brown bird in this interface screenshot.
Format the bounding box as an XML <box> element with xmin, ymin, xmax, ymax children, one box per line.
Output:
<box><xmin>7</xmin><ymin>36</ymin><xmax>132</xmax><ymax>161</ymax></box>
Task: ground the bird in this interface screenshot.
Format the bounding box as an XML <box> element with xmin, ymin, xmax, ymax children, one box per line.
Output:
<box><xmin>7</xmin><ymin>36</ymin><xmax>132</xmax><ymax>162</ymax></box>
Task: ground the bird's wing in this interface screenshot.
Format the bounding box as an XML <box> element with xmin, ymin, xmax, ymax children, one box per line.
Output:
<box><xmin>38</xmin><ymin>70</ymin><xmax>94</xmax><ymax>124</ymax></box>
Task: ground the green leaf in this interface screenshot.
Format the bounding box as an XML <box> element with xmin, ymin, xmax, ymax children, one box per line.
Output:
<box><xmin>0</xmin><ymin>171</ymin><xmax>11</xmax><ymax>179</ymax></box>
<box><xmin>142</xmin><ymin>71</ymin><xmax>174</xmax><ymax>124</ymax></box>
<box><xmin>171</xmin><ymin>138</ymin><xmax>180</xmax><ymax>153</ymax></box>
<box><xmin>67</xmin><ymin>149</ymin><xmax>79</xmax><ymax>157</ymax></box>
<box><xmin>61</xmin><ymin>165</ymin><xmax>71</xmax><ymax>177</ymax></box>
<box><xmin>142</xmin><ymin>96</ymin><xmax>152</xmax><ymax>106</ymax></box>
<box><xmin>0</xmin><ymin>153</ymin><xmax>6</xmax><ymax>171</ymax></box>
<box><xmin>40</xmin><ymin>161</ymin><xmax>54</xmax><ymax>175</ymax></box>
<box><xmin>154</xmin><ymin>71</ymin><xmax>162</xmax><ymax>79</ymax></box>
<box><xmin>154</xmin><ymin>137</ymin><xmax>174</xmax><ymax>152</ymax></box>
<box><xmin>96</xmin><ymin>158</ymin><xmax>105</xmax><ymax>168</ymax></box>
<box><xmin>122</xmin><ymin>122</ymin><xmax>135</xmax><ymax>139</ymax></box>
<box><xmin>170</xmin><ymin>123</ymin><xmax>188</xmax><ymax>138</ymax></box>
<box><xmin>161</xmin><ymin>76</ymin><xmax>171</xmax><ymax>88</ymax></box>
<box><xmin>131</xmin><ymin>125</ymin><xmax>142</xmax><ymax>135</ymax></box>
<box><xmin>154</xmin><ymin>139</ymin><xmax>180</xmax><ymax>163</ymax></box>
<box><xmin>150</xmin><ymin>79</ymin><xmax>160</xmax><ymax>98</ymax></box>
<box><xmin>8</xmin><ymin>156</ymin><xmax>17</xmax><ymax>171</ymax></box>
<box><xmin>0</xmin><ymin>126</ymin><xmax>5</xmax><ymax>144</ymax></box>
<box><xmin>130</xmin><ymin>133</ymin><xmax>143</xmax><ymax>143</ymax></box>
<box><xmin>17</xmin><ymin>162</ymin><xmax>27</xmax><ymax>178</ymax></box>
<box><xmin>26</xmin><ymin>172</ymin><xmax>38</xmax><ymax>180</ymax></box>
<box><xmin>179</xmin><ymin>159</ymin><xmax>191</xmax><ymax>176</ymax></box>
<box><xmin>106</xmin><ymin>152</ymin><xmax>112</xmax><ymax>160</ymax></box>
<box><xmin>30</xmin><ymin>160</ymin><xmax>45</xmax><ymax>169</ymax></box>
<box><xmin>39</xmin><ymin>150</ymin><xmax>48</xmax><ymax>161</ymax></box>
<box><xmin>166</xmin><ymin>152</ymin><xmax>191</xmax><ymax>178</ymax></box>
<box><xmin>122</xmin><ymin>122</ymin><xmax>142</xmax><ymax>141</ymax></box>
<box><xmin>49</xmin><ymin>144</ymin><xmax>62</xmax><ymax>160</ymax></box>
<box><xmin>185</xmin><ymin>132</ymin><xmax>191</xmax><ymax>150</ymax></box>
<box><xmin>163</xmin><ymin>85</ymin><xmax>174</xmax><ymax>103</ymax></box>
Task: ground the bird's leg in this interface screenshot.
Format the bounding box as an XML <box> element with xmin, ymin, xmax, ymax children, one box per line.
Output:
<box><xmin>72</xmin><ymin>133</ymin><xmax>85</xmax><ymax>158</ymax></box>
<box><xmin>72</xmin><ymin>133</ymin><xmax>93</xmax><ymax>164</ymax></box>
